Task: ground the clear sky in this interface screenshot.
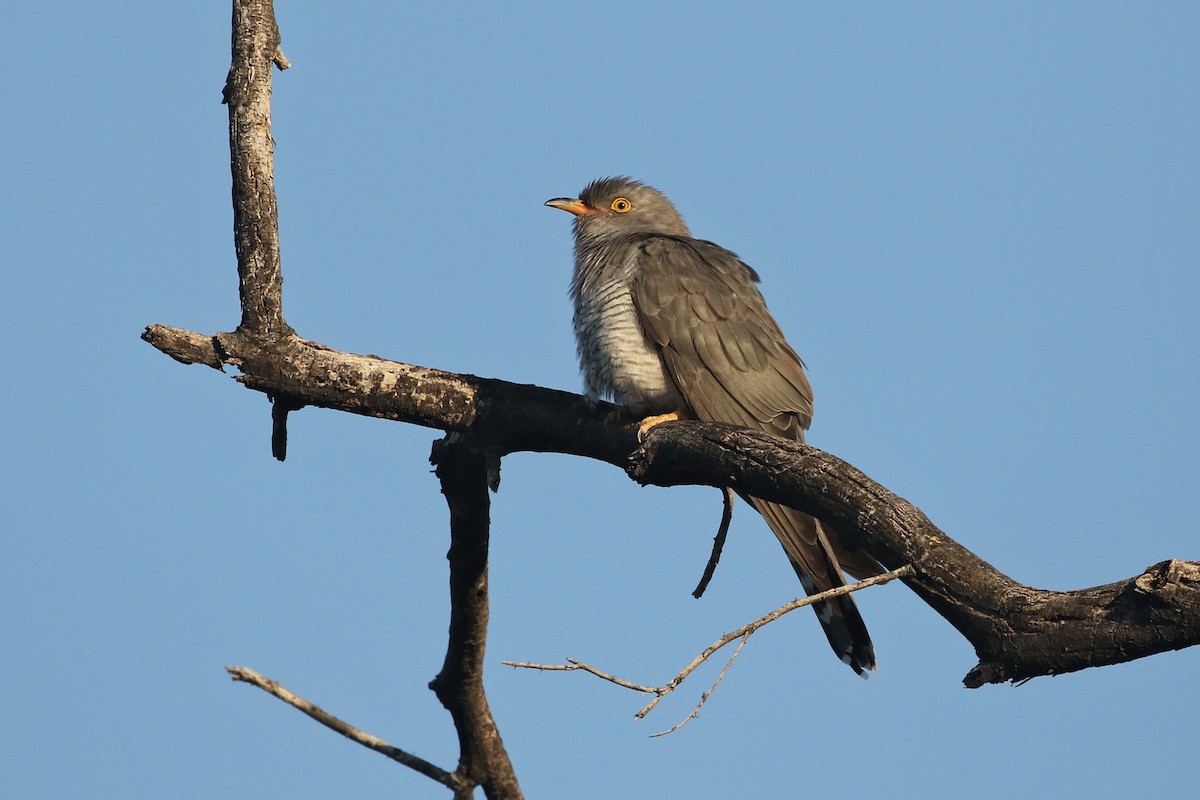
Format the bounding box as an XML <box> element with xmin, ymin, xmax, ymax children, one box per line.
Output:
<box><xmin>3</xmin><ymin>2</ymin><xmax>1198</xmax><ymax>798</ymax></box>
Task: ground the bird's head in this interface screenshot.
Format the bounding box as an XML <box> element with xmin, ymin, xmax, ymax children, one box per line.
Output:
<box><xmin>546</xmin><ymin>177</ymin><xmax>691</xmax><ymax>239</ymax></box>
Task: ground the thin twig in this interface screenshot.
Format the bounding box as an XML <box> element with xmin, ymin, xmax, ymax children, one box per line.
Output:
<box><xmin>659</xmin><ymin>564</ymin><xmax>913</xmax><ymax>702</ymax></box>
<box><xmin>227</xmin><ymin>665</ymin><xmax>463</xmax><ymax>791</ymax></box>
<box><xmin>693</xmin><ymin>487</ymin><xmax>735</xmax><ymax>598</ymax></box>
<box><xmin>502</xmin><ymin>658</ymin><xmax>660</xmax><ymax>694</ymax></box>
<box><xmin>505</xmin><ymin>564</ymin><xmax>913</xmax><ymax>733</ymax></box>
<box><xmin>649</xmin><ymin>633</ymin><xmax>750</xmax><ymax>737</ymax></box>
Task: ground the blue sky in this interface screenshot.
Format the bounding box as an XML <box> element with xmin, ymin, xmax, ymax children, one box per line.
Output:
<box><xmin>3</xmin><ymin>3</ymin><xmax>1198</xmax><ymax>797</ymax></box>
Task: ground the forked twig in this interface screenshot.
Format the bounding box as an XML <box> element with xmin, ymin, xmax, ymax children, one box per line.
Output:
<box><xmin>504</xmin><ymin>564</ymin><xmax>912</xmax><ymax>734</ymax></box>
<box><xmin>648</xmin><ymin>633</ymin><xmax>749</xmax><ymax>737</ymax></box>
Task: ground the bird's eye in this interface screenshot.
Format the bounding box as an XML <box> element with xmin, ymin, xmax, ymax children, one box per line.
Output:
<box><xmin>610</xmin><ymin>197</ymin><xmax>633</xmax><ymax>213</ymax></box>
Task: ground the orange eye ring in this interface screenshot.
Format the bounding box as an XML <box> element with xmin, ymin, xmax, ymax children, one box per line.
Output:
<box><xmin>609</xmin><ymin>197</ymin><xmax>633</xmax><ymax>213</ymax></box>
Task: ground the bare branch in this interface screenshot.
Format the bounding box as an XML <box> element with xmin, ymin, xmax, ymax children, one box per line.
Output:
<box><xmin>430</xmin><ymin>435</ymin><xmax>524</xmax><ymax>800</ymax></box>
<box><xmin>501</xmin><ymin>658</ymin><xmax>660</xmax><ymax>695</ymax></box>
<box><xmin>146</xmin><ymin>296</ymin><xmax>1200</xmax><ymax>685</ymax></box>
<box><xmin>269</xmin><ymin>394</ymin><xmax>304</xmax><ymax>461</ymax></box>
<box><xmin>692</xmin><ymin>487</ymin><xmax>735</xmax><ymax>598</ymax></box>
<box><xmin>141</xmin><ymin>322</ymin><xmax>641</xmax><ymax>465</ymax></box>
<box><xmin>646</xmin><ymin>566</ymin><xmax>914</xmax><ymax>712</ymax></box>
<box><xmin>649</xmin><ymin>635</ymin><xmax>749</xmax><ymax>738</ymax></box>
<box><xmin>226</xmin><ymin>665</ymin><xmax>464</xmax><ymax>791</ymax></box>
<box><xmin>197</xmin><ymin>5</ymin><xmax>524</xmax><ymax>797</ymax></box>
<box><xmin>141</xmin><ymin>326</ymin><xmax>224</xmax><ymax>369</ymax></box>
<box><xmin>222</xmin><ymin>0</ymin><xmax>291</xmax><ymax>340</ymax></box>
<box><xmin>504</xmin><ymin>566</ymin><xmax>913</xmax><ymax>733</ymax></box>
<box><xmin>628</xmin><ymin>423</ymin><xmax>1200</xmax><ymax>686</ymax></box>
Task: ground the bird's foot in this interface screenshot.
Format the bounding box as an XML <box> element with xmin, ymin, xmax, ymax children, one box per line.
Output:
<box><xmin>637</xmin><ymin>410</ymin><xmax>685</xmax><ymax>442</ymax></box>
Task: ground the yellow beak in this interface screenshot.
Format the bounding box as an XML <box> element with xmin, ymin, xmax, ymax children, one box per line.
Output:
<box><xmin>545</xmin><ymin>197</ymin><xmax>598</xmax><ymax>216</ymax></box>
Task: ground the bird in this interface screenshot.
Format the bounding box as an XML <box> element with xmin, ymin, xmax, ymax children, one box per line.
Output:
<box><xmin>546</xmin><ymin>176</ymin><xmax>885</xmax><ymax>675</ymax></box>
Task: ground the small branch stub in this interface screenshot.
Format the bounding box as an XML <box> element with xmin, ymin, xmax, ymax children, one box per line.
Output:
<box><xmin>692</xmin><ymin>487</ymin><xmax>735</xmax><ymax>598</ymax></box>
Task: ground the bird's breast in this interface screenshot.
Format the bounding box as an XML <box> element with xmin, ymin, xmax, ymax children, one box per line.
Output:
<box><xmin>573</xmin><ymin>275</ymin><xmax>683</xmax><ymax>416</ymax></box>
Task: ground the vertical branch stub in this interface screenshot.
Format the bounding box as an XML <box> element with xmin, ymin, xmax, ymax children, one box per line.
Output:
<box><xmin>223</xmin><ymin>0</ymin><xmax>292</xmax><ymax>341</ymax></box>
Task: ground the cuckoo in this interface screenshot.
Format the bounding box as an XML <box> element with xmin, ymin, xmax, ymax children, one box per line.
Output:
<box><xmin>547</xmin><ymin>177</ymin><xmax>884</xmax><ymax>675</ymax></box>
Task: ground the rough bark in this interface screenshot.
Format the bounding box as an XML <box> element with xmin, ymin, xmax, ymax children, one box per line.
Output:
<box><xmin>222</xmin><ymin>0</ymin><xmax>290</xmax><ymax>340</ymax></box>
<box><xmin>431</xmin><ymin>436</ymin><xmax>523</xmax><ymax>800</ymax></box>
<box><xmin>145</xmin><ymin>319</ymin><xmax>1200</xmax><ymax>686</ymax></box>
<box><xmin>626</xmin><ymin>422</ymin><xmax>1200</xmax><ymax>686</ymax></box>
<box><xmin>189</xmin><ymin>3</ymin><xmax>526</xmax><ymax>795</ymax></box>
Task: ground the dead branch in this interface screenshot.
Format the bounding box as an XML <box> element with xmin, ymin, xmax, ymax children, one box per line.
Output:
<box><xmin>227</xmin><ymin>666</ymin><xmax>464</xmax><ymax>792</ymax></box>
<box><xmin>692</xmin><ymin>487</ymin><xmax>735</xmax><ymax>598</ymax></box>
<box><xmin>430</xmin><ymin>435</ymin><xmax>523</xmax><ymax>799</ymax></box>
<box><xmin>146</xmin><ymin>286</ymin><xmax>1200</xmax><ymax>686</ymax></box>
<box><xmin>222</xmin><ymin>0</ymin><xmax>290</xmax><ymax>341</ymax></box>
<box><xmin>186</xmin><ymin>4</ymin><xmax>525</xmax><ymax>798</ymax></box>
<box><xmin>627</xmin><ymin>422</ymin><xmax>1200</xmax><ymax>686</ymax></box>
<box><xmin>650</xmin><ymin>636</ymin><xmax>749</xmax><ymax>738</ymax></box>
<box><xmin>504</xmin><ymin>566</ymin><xmax>913</xmax><ymax>734</ymax></box>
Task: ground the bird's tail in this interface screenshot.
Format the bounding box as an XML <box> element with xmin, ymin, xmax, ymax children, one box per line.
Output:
<box><xmin>750</xmin><ymin>498</ymin><xmax>881</xmax><ymax>676</ymax></box>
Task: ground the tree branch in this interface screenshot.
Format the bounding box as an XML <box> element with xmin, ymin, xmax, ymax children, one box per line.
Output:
<box><xmin>227</xmin><ymin>666</ymin><xmax>464</xmax><ymax>791</ymax></box>
<box><xmin>504</xmin><ymin>566</ymin><xmax>913</xmax><ymax>734</ymax></box>
<box><xmin>145</xmin><ymin>309</ymin><xmax>1200</xmax><ymax>686</ymax></box>
<box><xmin>141</xmin><ymin>323</ymin><xmax>640</xmax><ymax>466</ymax></box>
<box><xmin>692</xmin><ymin>487</ymin><xmax>735</xmax><ymax>598</ymax></box>
<box><xmin>627</xmin><ymin>422</ymin><xmax>1200</xmax><ymax>686</ymax></box>
<box><xmin>222</xmin><ymin>0</ymin><xmax>291</xmax><ymax>340</ymax></box>
<box><xmin>430</xmin><ymin>435</ymin><xmax>523</xmax><ymax>800</ymax></box>
<box><xmin>184</xmin><ymin>4</ymin><xmax>526</xmax><ymax>796</ymax></box>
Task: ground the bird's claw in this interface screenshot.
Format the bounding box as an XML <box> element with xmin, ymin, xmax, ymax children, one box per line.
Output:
<box><xmin>637</xmin><ymin>410</ymin><xmax>684</xmax><ymax>442</ymax></box>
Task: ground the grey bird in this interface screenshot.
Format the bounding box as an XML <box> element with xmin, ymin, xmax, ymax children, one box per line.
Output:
<box><xmin>547</xmin><ymin>176</ymin><xmax>885</xmax><ymax>675</ymax></box>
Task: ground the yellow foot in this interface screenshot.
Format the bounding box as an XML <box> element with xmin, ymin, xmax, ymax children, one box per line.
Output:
<box><xmin>637</xmin><ymin>410</ymin><xmax>685</xmax><ymax>441</ymax></box>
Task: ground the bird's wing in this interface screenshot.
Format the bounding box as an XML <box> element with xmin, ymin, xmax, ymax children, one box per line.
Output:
<box><xmin>631</xmin><ymin>236</ymin><xmax>814</xmax><ymax>437</ymax></box>
<box><xmin>632</xmin><ymin>234</ymin><xmax>884</xmax><ymax>578</ymax></box>
<box><xmin>630</xmin><ymin>235</ymin><xmax>883</xmax><ymax>673</ymax></box>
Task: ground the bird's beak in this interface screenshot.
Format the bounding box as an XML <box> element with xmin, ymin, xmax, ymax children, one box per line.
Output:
<box><xmin>545</xmin><ymin>197</ymin><xmax>597</xmax><ymax>216</ymax></box>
